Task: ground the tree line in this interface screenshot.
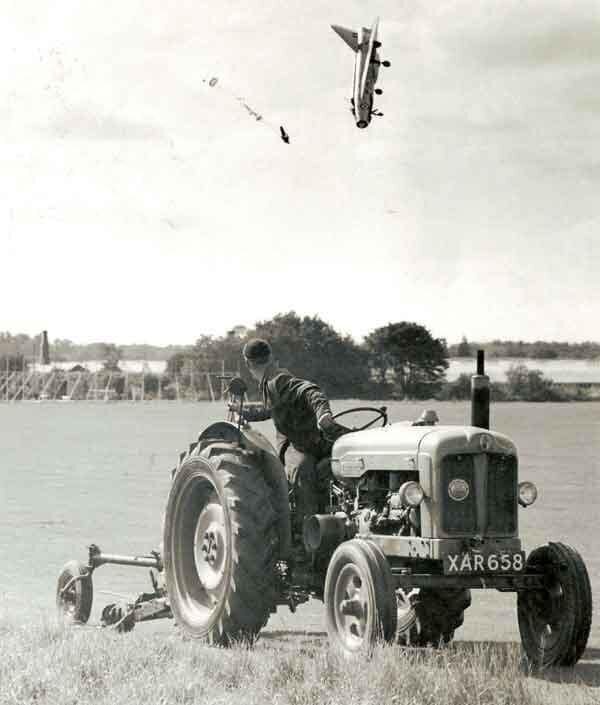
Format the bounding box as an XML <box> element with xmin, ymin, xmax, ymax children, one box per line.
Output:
<box><xmin>165</xmin><ymin>313</ymin><xmax>588</xmax><ymax>402</ymax></box>
<box><xmin>1</xmin><ymin>317</ymin><xmax>596</xmax><ymax>401</ymax></box>
<box><xmin>450</xmin><ymin>336</ymin><xmax>600</xmax><ymax>360</ymax></box>
<box><xmin>0</xmin><ymin>332</ymin><xmax>187</xmax><ymax>364</ymax></box>
<box><xmin>164</xmin><ymin>313</ymin><xmax>448</xmax><ymax>400</ymax></box>
<box><xmin>2</xmin><ymin>331</ymin><xmax>599</xmax><ymax>365</ymax></box>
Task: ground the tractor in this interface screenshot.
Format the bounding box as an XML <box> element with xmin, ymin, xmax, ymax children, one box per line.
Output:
<box><xmin>57</xmin><ymin>354</ymin><xmax>592</xmax><ymax>667</ymax></box>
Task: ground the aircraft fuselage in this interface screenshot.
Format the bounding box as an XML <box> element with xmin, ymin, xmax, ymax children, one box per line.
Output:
<box><xmin>352</xmin><ymin>29</ymin><xmax>380</xmax><ymax>128</ymax></box>
<box><xmin>332</xmin><ymin>18</ymin><xmax>383</xmax><ymax>129</ymax></box>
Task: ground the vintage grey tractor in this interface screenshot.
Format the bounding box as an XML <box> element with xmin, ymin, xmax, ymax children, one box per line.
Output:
<box><xmin>57</xmin><ymin>357</ymin><xmax>592</xmax><ymax>668</ymax></box>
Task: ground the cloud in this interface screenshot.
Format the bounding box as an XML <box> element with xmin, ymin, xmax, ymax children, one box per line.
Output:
<box><xmin>43</xmin><ymin>106</ymin><xmax>165</xmax><ymax>141</ymax></box>
<box><xmin>434</xmin><ymin>2</ymin><xmax>600</xmax><ymax>69</ymax></box>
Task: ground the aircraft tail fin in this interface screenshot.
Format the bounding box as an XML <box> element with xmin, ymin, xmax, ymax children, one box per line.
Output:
<box><xmin>331</xmin><ymin>24</ymin><xmax>359</xmax><ymax>51</ymax></box>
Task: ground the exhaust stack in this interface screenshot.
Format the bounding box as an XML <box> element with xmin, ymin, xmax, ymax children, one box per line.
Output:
<box><xmin>471</xmin><ymin>349</ymin><xmax>490</xmax><ymax>429</ymax></box>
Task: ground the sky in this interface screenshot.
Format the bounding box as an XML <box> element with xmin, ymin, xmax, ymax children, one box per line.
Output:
<box><xmin>2</xmin><ymin>1</ymin><xmax>599</xmax><ymax>346</ymax></box>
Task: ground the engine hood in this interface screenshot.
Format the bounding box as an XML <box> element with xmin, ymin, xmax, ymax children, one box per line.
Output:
<box><xmin>333</xmin><ymin>422</ymin><xmax>431</xmax><ymax>459</ymax></box>
<box><xmin>331</xmin><ymin>422</ymin><xmax>516</xmax><ymax>479</ymax></box>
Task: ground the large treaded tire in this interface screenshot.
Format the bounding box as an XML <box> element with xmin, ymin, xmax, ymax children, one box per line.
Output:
<box><xmin>517</xmin><ymin>542</ymin><xmax>592</xmax><ymax>668</ymax></box>
<box><xmin>163</xmin><ymin>444</ymin><xmax>279</xmax><ymax>645</ymax></box>
<box><xmin>56</xmin><ymin>560</ymin><xmax>93</xmax><ymax>624</ymax></box>
<box><xmin>324</xmin><ymin>539</ymin><xmax>397</xmax><ymax>656</ymax></box>
<box><xmin>399</xmin><ymin>587</ymin><xmax>471</xmax><ymax>647</ymax></box>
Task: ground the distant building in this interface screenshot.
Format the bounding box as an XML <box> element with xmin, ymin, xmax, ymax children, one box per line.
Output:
<box><xmin>35</xmin><ymin>360</ymin><xmax>168</xmax><ymax>375</ymax></box>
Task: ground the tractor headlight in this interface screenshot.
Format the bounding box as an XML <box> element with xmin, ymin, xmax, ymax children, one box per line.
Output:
<box><xmin>518</xmin><ymin>481</ymin><xmax>538</xmax><ymax>507</ymax></box>
<box><xmin>399</xmin><ymin>481</ymin><xmax>425</xmax><ymax>508</ymax></box>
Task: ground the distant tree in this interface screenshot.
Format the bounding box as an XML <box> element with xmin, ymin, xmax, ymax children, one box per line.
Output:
<box><xmin>113</xmin><ymin>375</ymin><xmax>125</xmax><ymax>398</ymax></box>
<box><xmin>456</xmin><ymin>336</ymin><xmax>472</xmax><ymax>357</ymax></box>
<box><xmin>252</xmin><ymin>312</ymin><xmax>372</xmax><ymax>398</ymax></box>
<box><xmin>143</xmin><ymin>373</ymin><xmax>161</xmax><ymax>396</ymax></box>
<box><xmin>165</xmin><ymin>312</ymin><xmax>370</xmax><ymax>398</ymax></box>
<box><xmin>490</xmin><ymin>381</ymin><xmax>510</xmax><ymax>402</ymax></box>
<box><xmin>437</xmin><ymin>373</ymin><xmax>472</xmax><ymax>400</ymax></box>
<box><xmin>365</xmin><ymin>322</ymin><xmax>449</xmax><ymax>399</ymax></box>
<box><xmin>166</xmin><ymin>350</ymin><xmax>191</xmax><ymax>378</ymax></box>
<box><xmin>529</xmin><ymin>341</ymin><xmax>558</xmax><ymax>359</ymax></box>
<box><xmin>51</xmin><ymin>339</ymin><xmax>76</xmax><ymax>360</ymax></box>
<box><xmin>505</xmin><ymin>363</ymin><xmax>564</xmax><ymax>401</ymax></box>
<box><xmin>227</xmin><ymin>325</ymin><xmax>249</xmax><ymax>339</ymax></box>
<box><xmin>165</xmin><ymin>334</ymin><xmax>245</xmax><ymax>399</ymax></box>
<box><xmin>0</xmin><ymin>352</ymin><xmax>26</xmax><ymax>372</ymax></box>
<box><xmin>99</xmin><ymin>343</ymin><xmax>122</xmax><ymax>372</ymax></box>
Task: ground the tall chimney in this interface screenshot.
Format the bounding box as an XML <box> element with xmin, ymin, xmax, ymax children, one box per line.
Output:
<box><xmin>40</xmin><ymin>330</ymin><xmax>50</xmax><ymax>365</ymax></box>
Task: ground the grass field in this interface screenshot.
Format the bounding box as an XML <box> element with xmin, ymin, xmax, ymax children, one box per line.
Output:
<box><xmin>1</xmin><ymin>613</ymin><xmax>599</xmax><ymax>705</ymax></box>
<box><xmin>1</xmin><ymin>400</ymin><xmax>599</xmax><ymax>703</ymax></box>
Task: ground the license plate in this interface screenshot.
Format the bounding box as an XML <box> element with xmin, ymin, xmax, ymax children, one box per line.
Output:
<box><xmin>443</xmin><ymin>550</ymin><xmax>526</xmax><ymax>574</ymax></box>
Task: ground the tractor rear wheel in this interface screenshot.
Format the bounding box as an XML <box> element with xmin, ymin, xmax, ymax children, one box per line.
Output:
<box><xmin>324</xmin><ymin>539</ymin><xmax>397</xmax><ymax>656</ymax></box>
<box><xmin>163</xmin><ymin>445</ymin><xmax>279</xmax><ymax>645</ymax></box>
<box><xmin>517</xmin><ymin>542</ymin><xmax>592</xmax><ymax>668</ymax></box>
<box><xmin>398</xmin><ymin>587</ymin><xmax>471</xmax><ymax>647</ymax></box>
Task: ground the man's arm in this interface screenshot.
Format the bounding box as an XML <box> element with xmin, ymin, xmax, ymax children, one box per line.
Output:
<box><xmin>243</xmin><ymin>404</ymin><xmax>272</xmax><ymax>422</ymax></box>
<box><xmin>271</xmin><ymin>374</ymin><xmax>332</xmax><ymax>419</ymax></box>
<box><xmin>272</xmin><ymin>374</ymin><xmax>349</xmax><ymax>440</ymax></box>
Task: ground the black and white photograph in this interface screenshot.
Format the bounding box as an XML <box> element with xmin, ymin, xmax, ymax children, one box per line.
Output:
<box><xmin>1</xmin><ymin>2</ymin><xmax>599</xmax><ymax>703</ymax></box>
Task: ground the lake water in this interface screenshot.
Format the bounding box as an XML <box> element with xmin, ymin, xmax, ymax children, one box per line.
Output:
<box><xmin>1</xmin><ymin>400</ymin><xmax>598</xmax><ymax>646</ymax></box>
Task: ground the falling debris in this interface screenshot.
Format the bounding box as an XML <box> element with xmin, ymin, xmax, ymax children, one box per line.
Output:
<box><xmin>241</xmin><ymin>102</ymin><xmax>263</xmax><ymax>121</ymax></box>
<box><xmin>203</xmin><ymin>76</ymin><xmax>289</xmax><ymax>144</ymax></box>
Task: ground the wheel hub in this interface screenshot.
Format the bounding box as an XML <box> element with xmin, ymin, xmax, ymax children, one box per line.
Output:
<box><xmin>340</xmin><ymin>598</ymin><xmax>365</xmax><ymax>619</ymax></box>
<box><xmin>201</xmin><ymin>530</ymin><xmax>220</xmax><ymax>565</ymax></box>
<box><xmin>333</xmin><ymin>565</ymin><xmax>368</xmax><ymax>648</ymax></box>
<box><xmin>193</xmin><ymin>502</ymin><xmax>227</xmax><ymax>591</ymax></box>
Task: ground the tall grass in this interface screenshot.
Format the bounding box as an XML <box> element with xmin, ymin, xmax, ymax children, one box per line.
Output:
<box><xmin>1</xmin><ymin>611</ymin><xmax>596</xmax><ymax>705</ymax></box>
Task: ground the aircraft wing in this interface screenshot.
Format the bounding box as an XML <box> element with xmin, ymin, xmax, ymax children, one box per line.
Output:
<box><xmin>331</xmin><ymin>24</ymin><xmax>359</xmax><ymax>52</ymax></box>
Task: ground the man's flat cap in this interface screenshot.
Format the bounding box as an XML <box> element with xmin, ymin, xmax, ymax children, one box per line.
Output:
<box><xmin>242</xmin><ymin>338</ymin><xmax>272</xmax><ymax>363</ymax></box>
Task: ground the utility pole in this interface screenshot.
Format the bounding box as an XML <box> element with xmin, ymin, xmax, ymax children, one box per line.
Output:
<box><xmin>31</xmin><ymin>338</ymin><xmax>36</xmax><ymax>400</ymax></box>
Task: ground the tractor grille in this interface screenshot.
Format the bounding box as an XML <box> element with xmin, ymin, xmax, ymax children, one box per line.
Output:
<box><xmin>441</xmin><ymin>454</ymin><xmax>477</xmax><ymax>533</ymax></box>
<box><xmin>486</xmin><ymin>454</ymin><xmax>518</xmax><ymax>534</ymax></box>
<box><xmin>441</xmin><ymin>453</ymin><xmax>517</xmax><ymax>535</ymax></box>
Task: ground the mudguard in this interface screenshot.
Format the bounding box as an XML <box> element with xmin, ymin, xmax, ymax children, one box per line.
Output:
<box><xmin>198</xmin><ymin>421</ymin><xmax>292</xmax><ymax>559</ymax></box>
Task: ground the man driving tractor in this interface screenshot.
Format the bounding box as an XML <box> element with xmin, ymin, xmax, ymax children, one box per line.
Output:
<box><xmin>236</xmin><ymin>338</ymin><xmax>349</xmax><ymax>559</ymax></box>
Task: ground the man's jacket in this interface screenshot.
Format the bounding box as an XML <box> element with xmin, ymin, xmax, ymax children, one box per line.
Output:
<box><xmin>243</xmin><ymin>367</ymin><xmax>332</xmax><ymax>456</ymax></box>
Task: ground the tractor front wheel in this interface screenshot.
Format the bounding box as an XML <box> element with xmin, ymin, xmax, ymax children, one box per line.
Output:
<box><xmin>324</xmin><ymin>539</ymin><xmax>397</xmax><ymax>656</ymax></box>
<box><xmin>517</xmin><ymin>542</ymin><xmax>592</xmax><ymax>668</ymax></box>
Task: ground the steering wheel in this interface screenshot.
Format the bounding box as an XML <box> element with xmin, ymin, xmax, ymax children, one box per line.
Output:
<box><xmin>332</xmin><ymin>406</ymin><xmax>388</xmax><ymax>431</ymax></box>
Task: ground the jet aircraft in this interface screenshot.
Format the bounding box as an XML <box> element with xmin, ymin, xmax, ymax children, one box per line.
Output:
<box><xmin>331</xmin><ymin>17</ymin><xmax>390</xmax><ymax>129</ymax></box>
